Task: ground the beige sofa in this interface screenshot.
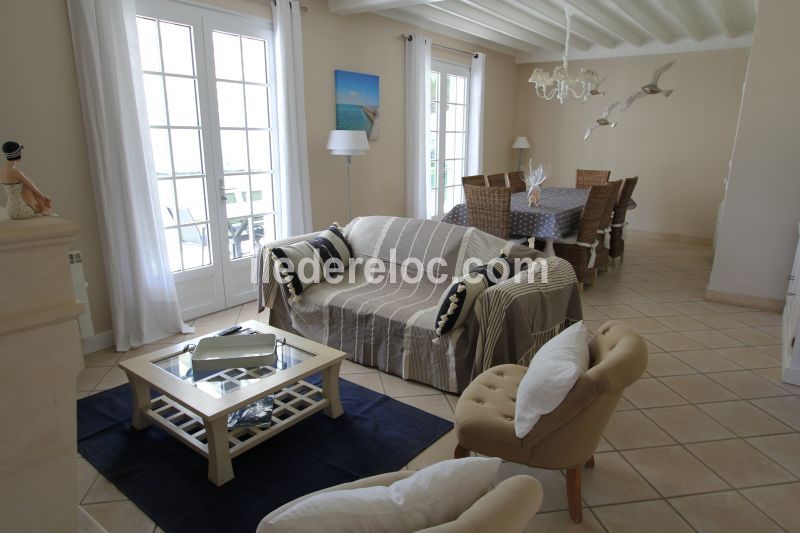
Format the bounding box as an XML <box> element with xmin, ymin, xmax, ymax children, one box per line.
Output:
<box><xmin>257</xmin><ymin>470</ymin><xmax>544</xmax><ymax>533</ymax></box>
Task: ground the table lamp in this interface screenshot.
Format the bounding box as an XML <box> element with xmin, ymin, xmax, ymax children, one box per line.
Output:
<box><xmin>326</xmin><ymin>130</ymin><xmax>369</xmax><ymax>221</ymax></box>
<box><xmin>512</xmin><ymin>136</ymin><xmax>531</xmax><ymax>171</ymax></box>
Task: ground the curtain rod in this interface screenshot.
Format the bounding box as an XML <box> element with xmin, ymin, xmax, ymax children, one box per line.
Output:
<box><xmin>402</xmin><ymin>34</ymin><xmax>478</xmax><ymax>59</ymax></box>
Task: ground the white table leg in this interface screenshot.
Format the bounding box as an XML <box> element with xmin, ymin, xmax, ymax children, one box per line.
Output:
<box><xmin>126</xmin><ymin>372</ymin><xmax>152</xmax><ymax>430</ymax></box>
<box><xmin>322</xmin><ymin>362</ymin><xmax>344</xmax><ymax>419</ymax></box>
<box><xmin>543</xmin><ymin>239</ymin><xmax>555</xmax><ymax>257</ymax></box>
<box><xmin>206</xmin><ymin>417</ymin><xmax>234</xmax><ymax>486</ymax></box>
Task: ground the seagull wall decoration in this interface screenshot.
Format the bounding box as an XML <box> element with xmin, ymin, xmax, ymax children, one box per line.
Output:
<box><xmin>621</xmin><ymin>60</ymin><xmax>675</xmax><ymax>112</ymax></box>
<box><xmin>584</xmin><ymin>101</ymin><xmax>620</xmax><ymax>141</ymax></box>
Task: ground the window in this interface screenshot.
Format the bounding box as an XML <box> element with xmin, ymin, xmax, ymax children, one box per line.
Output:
<box><xmin>135</xmin><ymin>3</ymin><xmax>279</xmax><ymax>275</ymax></box>
<box><xmin>429</xmin><ymin>60</ymin><xmax>470</xmax><ymax>217</ymax></box>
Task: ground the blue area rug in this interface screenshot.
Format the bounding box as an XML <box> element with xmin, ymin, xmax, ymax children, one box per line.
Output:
<box><xmin>78</xmin><ymin>376</ymin><xmax>453</xmax><ymax>533</ymax></box>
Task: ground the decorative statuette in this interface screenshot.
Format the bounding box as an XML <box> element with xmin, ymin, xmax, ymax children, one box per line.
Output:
<box><xmin>524</xmin><ymin>159</ymin><xmax>549</xmax><ymax>207</ymax></box>
<box><xmin>0</xmin><ymin>141</ymin><xmax>53</xmax><ymax>220</ymax></box>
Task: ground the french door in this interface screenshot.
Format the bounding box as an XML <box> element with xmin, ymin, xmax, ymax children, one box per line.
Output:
<box><xmin>136</xmin><ymin>1</ymin><xmax>280</xmax><ymax>320</ymax></box>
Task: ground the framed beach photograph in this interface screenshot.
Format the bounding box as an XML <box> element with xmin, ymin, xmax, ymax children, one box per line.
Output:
<box><xmin>335</xmin><ymin>69</ymin><xmax>380</xmax><ymax>140</ymax></box>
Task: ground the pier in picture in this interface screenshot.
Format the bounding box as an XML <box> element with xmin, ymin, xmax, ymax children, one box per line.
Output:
<box><xmin>335</xmin><ymin>69</ymin><xmax>380</xmax><ymax>140</ymax></box>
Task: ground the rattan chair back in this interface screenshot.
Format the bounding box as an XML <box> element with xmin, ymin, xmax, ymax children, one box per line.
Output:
<box><xmin>462</xmin><ymin>175</ymin><xmax>487</xmax><ymax>187</ymax></box>
<box><xmin>576</xmin><ymin>169</ymin><xmax>611</xmax><ymax>189</ymax></box>
<box><xmin>507</xmin><ymin>171</ymin><xmax>526</xmax><ymax>193</ymax></box>
<box><xmin>576</xmin><ymin>185</ymin><xmax>612</xmax><ymax>244</ymax></box>
<box><xmin>464</xmin><ymin>184</ymin><xmax>512</xmax><ymax>240</ymax></box>
<box><xmin>612</xmin><ymin>176</ymin><xmax>638</xmax><ymax>224</ymax></box>
<box><xmin>486</xmin><ymin>173</ymin><xmax>508</xmax><ymax>187</ymax></box>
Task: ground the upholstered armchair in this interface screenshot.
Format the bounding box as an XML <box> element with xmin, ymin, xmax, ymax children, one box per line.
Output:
<box><xmin>453</xmin><ymin>321</ymin><xmax>648</xmax><ymax>523</ymax></box>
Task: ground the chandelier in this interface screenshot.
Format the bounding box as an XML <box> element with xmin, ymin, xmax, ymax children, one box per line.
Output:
<box><xmin>528</xmin><ymin>8</ymin><xmax>601</xmax><ymax>104</ymax></box>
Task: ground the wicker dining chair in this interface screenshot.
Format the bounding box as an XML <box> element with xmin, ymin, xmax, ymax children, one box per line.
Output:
<box><xmin>462</xmin><ymin>174</ymin><xmax>487</xmax><ymax>187</ymax></box>
<box><xmin>464</xmin><ymin>184</ymin><xmax>512</xmax><ymax>240</ymax></box>
<box><xmin>576</xmin><ymin>169</ymin><xmax>611</xmax><ymax>189</ymax></box>
<box><xmin>487</xmin><ymin>173</ymin><xmax>508</xmax><ymax>187</ymax></box>
<box><xmin>609</xmin><ymin>176</ymin><xmax>638</xmax><ymax>265</ymax></box>
<box><xmin>507</xmin><ymin>171</ymin><xmax>526</xmax><ymax>194</ymax></box>
<box><xmin>594</xmin><ymin>180</ymin><xmax>623</xmax><ymax>273</ymax></box>
<box><xmin>553</xmin><ymin>185</ymin><xmax>611</xmax><ymax>290</ymax></box>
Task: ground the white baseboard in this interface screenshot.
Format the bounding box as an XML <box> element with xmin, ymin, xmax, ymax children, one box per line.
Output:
<box><xmin>81</xmin><ymin>330</ymin><xmax>114</xmax><ymax>355</ymax></box>
<box><xmin>704</xmin><ymin>288</ymin><xmax>784</xmax><ymax>313</ymax></box>
<box><xmin>626</xmin><ymin>229</ymin><xmax>713</xmax><ymax>245</ymax></box>
<box><xmin>783</xmin><ymin>365</ymin><xmax>800</xmax><ymax>387</ymax></box>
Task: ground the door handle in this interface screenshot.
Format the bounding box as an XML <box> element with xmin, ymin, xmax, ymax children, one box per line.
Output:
<box><xmin>219</xmin><ymin>183</ymin><xmax>237</xmax><ymax>202</ymax></box>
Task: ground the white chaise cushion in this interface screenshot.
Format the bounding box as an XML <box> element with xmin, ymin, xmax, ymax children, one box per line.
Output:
<box><xmin>514</xmin><ymin>321</ymin><xmax>590</xmax><ymax>438</ymax></box>
<box><xmin>258</xmin><ymin>457</ymin><xmax>502</xmax><ymax>533</ymax></box>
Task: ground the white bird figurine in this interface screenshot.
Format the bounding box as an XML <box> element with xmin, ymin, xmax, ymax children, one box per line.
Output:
<box><xmin>582</xmin><ymin>76</ymin><xmax>607</xmax><ymax>103</ymax></box>
<box><xmin>584</xmin><ymin>101</ymin><xmax>620</xmax><ymax>141</ymax></box>
<box><xmin>621</xmin><ymin>60</ymin><xmax>675</xmax><ymax>112</ymax></box>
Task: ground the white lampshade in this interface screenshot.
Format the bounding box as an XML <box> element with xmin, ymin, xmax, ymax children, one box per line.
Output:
<box><xmin>327</xmin><ymin>130</ymin><xmax>369</xmax><ymax>156</ymax></box>
<box><xmin>512</xmin><ymin>136</ymin><xmax>531</xmax><ymax>149</ymax></box>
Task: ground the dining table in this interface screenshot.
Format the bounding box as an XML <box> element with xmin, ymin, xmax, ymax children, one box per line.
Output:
<box><xmin>441</xmin><ymin>187</ymin><xmax>636</xmax><ymax>256</ymax></box>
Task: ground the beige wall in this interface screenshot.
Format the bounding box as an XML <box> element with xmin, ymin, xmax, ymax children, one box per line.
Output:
<box><xmin>0</xmin><ymin>0</ymin><xmax>112</xmax><ymax>333</ymax></box>
<box><xmin>0</xmin><ymin>0</ymin><xmax>517</xmax><ymax>342</ymax></box>
<box><xmin>709</xmin><ymin>0</ymin><xmax>800</xmax><ymax>303</ymax></box>
<box><xmin>301</xmin><ymin>0</ymin><xmax>518</xmax><ymax>227</ymax></box>
<box><xmin>514</xmin><ymin>48</ymin><xmax>749</xmax><ymax>239</ymax></box>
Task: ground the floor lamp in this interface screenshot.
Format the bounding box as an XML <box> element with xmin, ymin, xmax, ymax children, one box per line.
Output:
<box><xmin>512</xmin><ymin>136</ymin><xmax>531</xmax><ymax>171</ymax></box>
<box><xmin>326</xmin><ymin>130</ymin><xmax>369</xmax><ymax>222</ymax></box>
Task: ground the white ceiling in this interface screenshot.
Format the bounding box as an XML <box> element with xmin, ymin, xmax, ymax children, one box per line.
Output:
<box><xmin>328</xmin><ymin>0</ymin><xmax>757</xmax><ymax>62</ymax></box>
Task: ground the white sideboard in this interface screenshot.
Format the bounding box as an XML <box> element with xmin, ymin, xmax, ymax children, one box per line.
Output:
<box><xmin>783</xmin><ymin>223</ymin><xmax>800</xmax><ymax>386</ymax></box>
<box><xmin>0</xmin><ymin>217</ymin><xmax>84</xmax><ymax>531</ymax></box>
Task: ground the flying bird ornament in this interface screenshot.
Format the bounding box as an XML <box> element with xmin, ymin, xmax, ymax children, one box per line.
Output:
<box><xmin>621</xmin><ymin>60</ymin><xmax>675</xmax><ymax>112</ymax></box>
<box><xmin>582</xmin><ymin>76</ymin><xmax>607</xmax><ymax>103</ymax></box>
<box><xmin>584</xmin><ymin>101</ymin><xmax>620</xmax><ymax>141</ymax></box>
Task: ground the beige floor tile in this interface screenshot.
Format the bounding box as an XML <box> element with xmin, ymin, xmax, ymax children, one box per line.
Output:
<box><xmin>77</xmin><ymin>367</ymin><xmax>112</xmax><ymax>392</ymax></box>
<box><xmin>622</xmin><ymin>446</ymin><xmax>728</xmax><ymax>497</ymax></box>
<box><xmin>719</xmin><ymin>327</ymin><xmax>781</xmax><ymax>346</ymax></box>
<box><xmin>118</xmin><ymin>343</ymin><xmax>172</xmax><ymax>362</ymax></box>
<box><xmin>609</xmin><ymin>317</ymin><xmax>673</xmax><ymax>333</ymax></box>
<box><xmin>78</xmin><ymin>506</ymin><xmax>107</xmax><ymax>533</ymax></box>
<box><xmin>445</xmin><ymin>393</ymin><xmax>459</xmax><ymax>412</ymax></box>
<box><xmin>94</xmin><ymin>367</ymin><xmax>129</xmax><ymax>391</ymax></box>
<box><xmin>604</xmin><ymin>291</ymin><xmax>655</xmax><ymax>305</ymax></box>
<box><xmin>582</xmin><ymin>291</ymin><xmax>624</xmax><ymax>306</ymax></box>
<box><xmin>690</xmin><ymin>313</ymin><xmax>746</xmax><ymax>329</ymax></box>
<box><xmin>713</xmin><ymin>347</ymin><xmax>780</xmax><ymax>369</ymax></box>
<box><xmin>581</xmin><ymin>452</ymin><xmax>660</xmax><ymax>506</ymax></box>
<box><xmin>750</xmin><ymin>395</ymin><xmax>800</xmax><ymax>430</ymax></box>
<box><xmin>665</xmin><ymin>302</ymin><xmax>710</xmax><ymax>315</ymax></box>
<box><xmin>623</xmin><ymin>378</ymin><xmax>687</xmax><ymax>408</ymax></box>
<box><xmin>682</xmin><ymin>330</ymin><xmax>744</xmax><ymax>349</ymax></box>
<box><xmin>77</xmin><ymin>458</ymin><xmax>99</xmax><ymax>504</ymax></box>
<box><xmin>654</xmin><ymin>315</ymin><xmax>709</xmax><ymax>332</ymax></box>
<box><xmin>629</xmin><ymin>302</ymin><xmax>682</xmax><ymax>317</ymax></box>
<box><xmin>747</xmin><ymin>434</ymin><xmax>800</xmax><ymax>476</ymax></box>
<box><xmin>698</xmin><ymin>301</ymin><xmax>752</xmax><ymax>314</ymax></box>
<box><xmin>639</xmin><ymin>291</ymin><xmax>688</xmax><ymax>303</ymax></box>
<box><xmin>646</xmin><ymin>353</ymin><xmax>695</xmax><ymax>377</ymax></box>
<box><xmin>613</xmin><ymin>397</ymin><xmax>637</xmax><ymax>411</ymax></box>
<box><xmin>706</xmin><ymin>371</ymin><xmax>789</xmax><ymax>399</ymax></box>
<box><xmin>669</xmin><ymin>491</ymin><xmax>782</xmax><ymax>533</ymax></box>
<box><xmin>758</xmin><ymin>325</ymin><xmax>782</xmax><ymax>339</ymax></box>
<box><xmin>77</xmin><ymin>391</ymin><xmax>99</xmax><ymax>400</ymax></box>
<box><xmin>339</xmin><ymin>359</ymin><xmax>376</xmax><ymax>375</ymax></box>
<box><xmin>642</xmin><ymin>405</ymin><xmax>734</xmax><ymax>443</ymax></box>
<box><xmin>341</xmin><ymin>372</ymin><xmax>384</xmax><ymax>394</ymax></box>
<box><xmin>642</xmin><ymin>332</ymin><xmax>704</xmax><ymax>352</ymax></box>
<box><xmin>741</xmin><ymin>482</ymin><xmax>800</xmax><ymax>532</ymax></box>
<box><xmin>752</xmin><ymin>367</ymin><xmax>800</xmax><ymax>393</ymax></box>
<box><xmin>581</xmin><ymin>305</ymin><xmax>609</xmax><ymax>320</ymax></box>
<box><xmin>603</xmin><ymin>411</ymin><xmax>675</xmax><ymax>450</ymax></box>
<box><xmin>498</xmin><ymin>463</ymin><xmax>567</xmax><ymax>513</ymax></box>
<box><xmin>407</xmin><ymin>430</ymin><xmax>457</xmax><ymax>470</ymax></box>
<box><xmin>754</xmin><ymin>344</ymin><xmax>782</xmax><ymax>358</ymax></box>
<box><xmin>524</xmin><ymin>509</ymin><xmax>604</xmax><ymax>532</ymax></box>
<box><xmin>396</xmin><ymin>394</ymin><xmax>453</xmax><ymax>422</ymax></box>
<box><xmin>685</xmin><ymin>439</ymin><xmax>795</xmax><ymax>488</ymax></box>
<box><xmin>593</xmin><ymin>500</ymin><xmax>693</xmax><ymax>533</ymax></box>
<box><xmin>659</xmin><ymin>375</ymin><xmax>738</xmax><ymax>403</ymax></box>
<box><xmin>592</xmin><ymin>304</ymin><xmax>644</xmax><ymax>319</ymax></box>
<box><xmin>83</xmin><ymin>474</ymin><xmax>127</xmax><ymax>504</ymax></box>
<box><xmin>595</xmin><ymin>437</ymin><xmax>614</xmax><ymax>453</ymax></box>
<box><xmin>83</xmin><ymin>348</ymin><xmax>121</xmax><ymax>368</ymax></box>
<box><xmin>193</xmin><ymin>308</ymin><xmax>241</xmax><ymax>325</ymax></box>
<box><xmin>698</xmin><ymin>400</ymin><xmax>793</xmax><ymax>437</ymax></box>
<box><xmin>82</xmin><ymin>501</ymin><xmax>155</xmax><ymax>533</ymax></box>
<box><xmin>379</xmin><ymin>372</ymin><xmax>440</xmax><ymax>397</ymax></box>
<box><xmin>672</xmin><ymin>349</ymin><xmax>742</xmax><ymax>373</ymax></box>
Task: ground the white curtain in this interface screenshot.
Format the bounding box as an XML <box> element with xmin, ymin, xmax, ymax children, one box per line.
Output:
<box><xmin>273</xmin><ymin>0</ymin><xmax>312</xmax><ymax>236</ymax></box>
<box><xmin>466</xmin><ymin>52</ymin><xmax>486</xmax><ymax>176</ymax></box>
<box><xmin>405</xmin><ymin>33</ymin><xmax>432</xmax><ymax>219</ymax></box>
<box><xmin>67</xmin><ymin>0</ymin><xmax>191</xmax><ymax>351</ymax></box>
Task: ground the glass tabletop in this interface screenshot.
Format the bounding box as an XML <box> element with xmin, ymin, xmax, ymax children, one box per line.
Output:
<box><xmin>151</xmin><ymin>334</ymin><xmax>316</xmax><ymax>399</ymax></box>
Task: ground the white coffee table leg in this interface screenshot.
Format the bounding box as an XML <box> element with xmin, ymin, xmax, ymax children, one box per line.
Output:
<box><xmin>206</xmin><ymin>417</ymin><xmax>234</xmax><ymax>486</ymax></box>
<box><xmin>322</xmin><ymin>362</ymin><xmax>344</xmax><ymax>419</ymax></box>
<box><xmin>127</xmin><ymin>372</ymin><xmax>152</xmax><ymax>430</ymax></box>
<box><xmin>543</xmin><ymin>239</ymin><xmax>555</xmax><ymax>257</ymax></box>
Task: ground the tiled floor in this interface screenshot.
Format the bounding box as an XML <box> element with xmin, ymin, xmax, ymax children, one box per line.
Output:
<box><xmin>77</xmin><ymin>238</ymin><xmax>799</xmax><ymax>532</ymax></box>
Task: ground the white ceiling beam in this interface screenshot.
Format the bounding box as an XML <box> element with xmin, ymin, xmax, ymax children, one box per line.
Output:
<box><xmin>703</xmin><ymin>0</ymin><xmax>737</xmax><ymax>38</ymax></box>
<box><xmin>564</xmin><ymin>0</ymin><xmax>645</xmax><ymax>46</ymax></box>
<box><xmin>610</xmin><ymin>0</ymin><xmax>675</xmax><ymax>44</ymax></box>
<box><xmin>466</xmin><ymin>0</ymin><xmax>591</xmax><ymax>51</ymax></box>
<box><xmin>659</xmin><ymin>0</ymin><xmax>709</xmax><ymax>41</ymax></box>
<box><xmin>379</xmin><ymin>8</ymin><xmax>523</xmax><ymax>57</ymax></box>
<box><xmin>433</xmin><ymin>0</ymin><xmax>564</xmax><ymax>51</ymax></box>
<box><xmin>399</xmin><ymin>5</ymin><xmax>542</xmax><ymax>54</ymax></box>
<box><xmin>514</xmin><ymin>0</ymin><xmax>617</xmax><ymax>49</ymax></box>
<box><xmin>328</xmin><ymin>0</ymin><xmax>440</xmax><ymax>16</ymax></box>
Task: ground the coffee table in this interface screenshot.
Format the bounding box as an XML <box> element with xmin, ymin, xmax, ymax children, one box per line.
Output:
<box><xmin>119</xmin><ymin>320</ymin><xmax>346</xmax><ymax>486</ymax></box>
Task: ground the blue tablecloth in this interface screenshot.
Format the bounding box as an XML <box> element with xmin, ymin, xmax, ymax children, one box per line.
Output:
<box><xmin>441</xmin><ymin>187</ymin><xmax>635</xmax><ymax>240</ymax></box>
